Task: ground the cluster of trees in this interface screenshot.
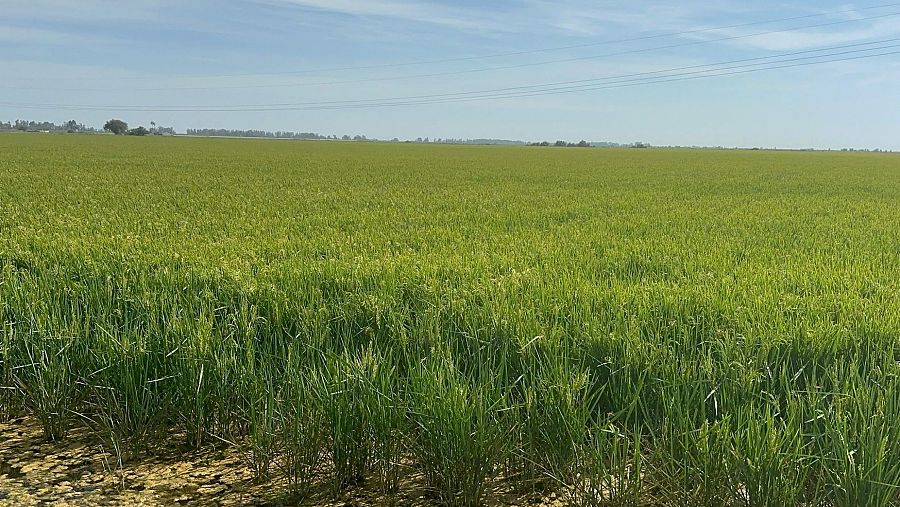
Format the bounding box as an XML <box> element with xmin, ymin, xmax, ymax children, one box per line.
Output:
<box><xmin>528</xmin><ymin>140</ymin><xmax>650</xmax><ymax>148</ymax></box>
<box><xmin>103</xmin><ymin>119</ymin><xmax>175</xmax><ymax>136</ymax></box>
<box><xmin>182</xmin><ymin>131</ymin><xmax>529</xmax><ymax>145</ymax></box>
<box><xmin>186</xmin><ymin>129</ymin><xmax>347</xmax><ymax>140</ymax></box>
<box><xmin>0</xmin><ymin>120</ymin><xmax>96</xmax><ymax>133</ymax></box>
<box><xmin>408</xmin><ymin>138</ymin><xmax>525</xmax><ymax>145</ymax></box>
<box><xmin>0</xmin><ymin>119</ymin><xmax>177</xmax><ymax>136</ymax></box>
<box><xmin>530</xmin><ymin>140</ymin><xmax>593</xmax><ymax>147</ymax></box>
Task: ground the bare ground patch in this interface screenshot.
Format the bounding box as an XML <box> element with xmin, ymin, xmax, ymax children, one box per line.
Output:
<box><xmin>0</xmin><ymin>417</ymin><xmax>564</xmax><ymax>506</ymax></box>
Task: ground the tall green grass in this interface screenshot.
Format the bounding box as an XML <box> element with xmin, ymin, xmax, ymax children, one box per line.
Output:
<box><xmin>1</xmin><ymin>134</ymin><xmax>899</xmax><ymax>504</ymax></box>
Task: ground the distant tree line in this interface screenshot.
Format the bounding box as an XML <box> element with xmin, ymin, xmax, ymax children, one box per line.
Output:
<box><xmin>186</xmin><ymin>129</ymin><xmax>343</xmax><ymax>140</ymax></box>
<box><xmin>0</xmin><ymin>119</ymin><xmax>176</xmax><ymax>136</ymax></box>
<box><xmin>529</xmin><ymin>140</ymin><xmax>592</xmax><ymax>147</ymax></box>
<box><xmin>0</xmin><ymin>119</ymin><xmax>98</xmax><ymax>133</ymax></box>
<box><xmin>183</xmin><ymin>131</ymin><xmax>530</xmax><ymax>145</ymax></box>
<box><xmin>2</xmin><ymin>120</ymin><xmax>660</xmax><ymax>149</ymax></box>
<box><xmin>527</xmin><ymin>140</ymin><xmax>650</xmax><ymax>148</ymax></box>
<box><xmin>410</xmin><ymin>138</ymin><xmax>525</xmax><ymax>145</ymax></box>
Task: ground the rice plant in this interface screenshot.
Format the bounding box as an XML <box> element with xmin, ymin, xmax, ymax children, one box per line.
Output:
<box><xmin>278</xmin><ymin>357</ymin><xmax>328</xmax><ymax>499</ymax></box>
<box><xmin>408</xmin><ymin>351</ymin><xmax>513</xmax><ymax>506</ymax></box>
<box><xmin>1</xmin><ymin>134</ymin><xmax>899</xmax><ymax>504</ymax></box>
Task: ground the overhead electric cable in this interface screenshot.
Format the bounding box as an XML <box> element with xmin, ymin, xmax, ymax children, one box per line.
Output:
<box><xmin>7</xmin><ymin>38</ymin><xmax>899</xmax><ymax>111</ymax></box>
<box><xmin>207</xmin><ymin>1</ymin><xmax>900</xmax><ymax>77</ymax></box>
<box><xmin>10</xmin><ymin>2</ymin><xmax>900</xmax><ymax>86</ymax></box>
<box><xmin>3</xmin><ymin>44</ymin><xmax>898</xmax><ymax>112</ymax></box>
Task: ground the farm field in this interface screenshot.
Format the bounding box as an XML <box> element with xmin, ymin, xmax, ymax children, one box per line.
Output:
<box><xmin>1</xmin><ymin>133</ymin><xmax>900</xmax><ymax>506</ymax></box>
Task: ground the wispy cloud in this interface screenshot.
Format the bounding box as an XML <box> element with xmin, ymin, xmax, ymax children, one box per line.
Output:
<box><xmin>698</xmin><ymin>17</ymin><xmax>900</xmax><ymax>51</ymax></box>
<box><xmin>518</xmin><ymin>0</ymin><xmax>759</xmax><ymax>37</ymax></box>
<box><xmin>0</xmin><ymin>0</ymin><xmax>170</xmax><ymax>22</ymax></box>
<box><xmin>252</xmin><ymin>0</ymin><xmax>509</xmax><ymax>32</ymax></box>
<box><xmin>0</xmin><ymin>25</ymin><xmax>102</xmax><ymax>45</ymax></box>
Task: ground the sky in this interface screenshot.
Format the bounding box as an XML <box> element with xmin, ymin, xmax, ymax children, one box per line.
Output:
<box><xmin>2</xmin><ymin>0</ymin><xmax>900</xmax><ymax>149</ymax></box>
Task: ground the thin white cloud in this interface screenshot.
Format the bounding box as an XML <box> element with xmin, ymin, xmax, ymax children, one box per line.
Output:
<box><xmin>0</xmin><ymin>0</ymin><xmax>173</xmax><ymax>22</ymax></box>
<box><xmin>518</xmin><ymin>0</ymin><xmax>759</xmax><ymax>37</ymax></box>
<box><xmin>253</xmin><ymin>0</ymin><xmax>508</xmax><ymax>32</ymax></box>
<box><xmin>0</xmin><ymin>1</ymin><xmax>266</xmax><ymax>49</ymax></box>
<box><xmin>0</xmin><ymin>25</ymin><xmax>101</xmax><ymax>45</ymax></box>
<box><xmin>699</xmin><ymin>18</ymin><xmax>900</xmax><ymax>51</ymax></box>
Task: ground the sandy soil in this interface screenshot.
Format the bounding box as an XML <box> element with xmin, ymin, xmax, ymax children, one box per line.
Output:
<box><xmin>0</xmin><ymin>417</ymin><xmax>561</xmax><ymax>506</ymax></box>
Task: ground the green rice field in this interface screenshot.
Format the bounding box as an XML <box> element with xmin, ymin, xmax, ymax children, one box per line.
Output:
<box><xmin>2</xmin><ymin>133</ymin><xmax>900</xmax><ymax>505</ymax></box>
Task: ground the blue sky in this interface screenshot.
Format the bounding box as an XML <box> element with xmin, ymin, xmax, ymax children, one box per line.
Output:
<box><xmin>2</xmin><ymin>0</ymin><xmax>900</xmax><ymax>149</ymax></box>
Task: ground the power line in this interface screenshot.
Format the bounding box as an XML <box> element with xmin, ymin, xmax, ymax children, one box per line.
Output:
<box><xmin>268</xmin><ymin>39</ymin><xmax>900</xmax><ymax>107</ymax></box>
<box><xmin>224</xmin><ymin>49</ymin><xmax>900</xmax><ymax>110</ymax></box>
<box><xmin>6</xmin><ymin>7</ymin><xmax>899</xmax><ymax>95</ymax></box>
<box><xmin>194</xmin><ymin>1</ymin><xmax>900</xmax><ymax>77</ymax></box>
<box><xmin>9</xmin><ymin>39</ymin><xmax>900</xmax><ymax>109</ymax></box>
<box><xmin>397</xmin><ymin>47</ymin><xmax>900</xmax><ymax>106</ymax></box>
<box><xmin>4</xmin><ymin>43</ymin><xmax>897</xmax><ymax>112</ymax></box>
<box><xmin>451</xmin><ymin>50</ymin><xmax>900</xmax><ymax>104</ymax></box>
<box><xmin>10</xmin><ymin>2</ymin><xmax>900</xmax><ymax>86</ymax></box>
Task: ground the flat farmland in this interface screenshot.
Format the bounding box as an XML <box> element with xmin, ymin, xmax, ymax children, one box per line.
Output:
<box><xmin>2</xmin><ymin>134</ymin><xmax>900</xmax><ymax>506</ymax></box>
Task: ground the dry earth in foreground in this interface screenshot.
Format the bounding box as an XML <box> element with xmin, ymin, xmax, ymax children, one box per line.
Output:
<box><xmin>0</xmin><ymin>417</ymin><xmax>563</xmax><ymax>506</ymax></box>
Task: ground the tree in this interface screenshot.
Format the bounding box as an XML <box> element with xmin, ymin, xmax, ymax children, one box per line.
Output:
<box><xmin>126</xmin><ymin>126</ymin><xmax>150</xmax><ymax>136</ymax></box>
<box><xmin>104</xmin><ymin>119</ymin><xmax>128</xmax><ymax>135</ymax></box>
